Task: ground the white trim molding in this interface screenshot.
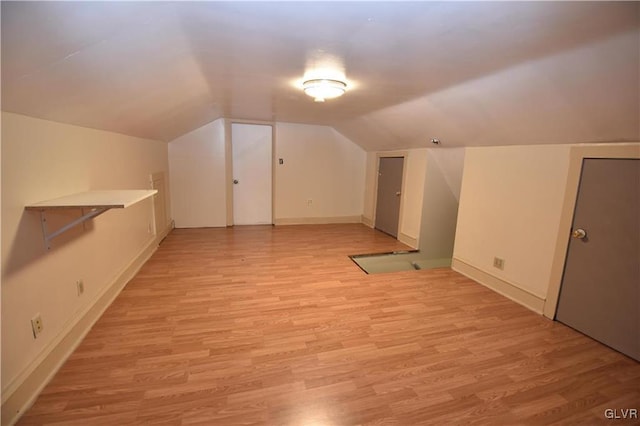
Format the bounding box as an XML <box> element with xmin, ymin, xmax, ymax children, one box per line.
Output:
<box><xmin>274</xmin><ymin>216</ymin><xmax>362</xmax><ymax>226</ymax></box>
<box><xmin>398</xmin><ymin>232</ymin><xmax>418</xmax><ymax>249</ymax></box>
<box><xmin>361</xmin><ymin>215</ymin><xmax>374</xmax><ymax>228</ymax></box>
<box><xmin>452</xmin><ymin>257</ymin><xmax>545</xmax><ymax>314</ymax></box>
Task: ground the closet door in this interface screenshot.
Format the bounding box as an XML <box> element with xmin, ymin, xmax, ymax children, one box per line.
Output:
<box><xmin>556</xmin><ymin>159</ymin><xmax>639</xmax><ymax>361</ymax></box>
<box><xmin>375</xmin><ymin>157</ymin><xmax>404</xmax><ymax>238</ymax></box>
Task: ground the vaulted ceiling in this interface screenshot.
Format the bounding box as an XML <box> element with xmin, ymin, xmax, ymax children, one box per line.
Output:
<box><xmin>2</xmin><ymin>1</ymin><xmax>638</xmax><ymax>150</ymax></box>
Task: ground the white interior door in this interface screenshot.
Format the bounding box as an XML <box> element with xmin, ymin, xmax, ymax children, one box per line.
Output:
<box><xmin>232</xmin><ymin>123</ymin><xmax>272</xmax><ymax>225</ymax></box>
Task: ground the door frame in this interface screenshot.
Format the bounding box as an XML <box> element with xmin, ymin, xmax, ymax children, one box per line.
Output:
<box><xmin>225</xmin><ymin>119</ymin><xmax>276</xmax><ymax>226</ymax></box>
<box><xmin>149</xmin><ymin>171</ymin><xmax>171</xmax><ymax>243</ymax></box>
<box><xmin>372</xmin><ymin>151</ymin><xmax>409</xmax><ymax>242</ymax></box>
<box><xmin>544</xmin><ymin>143</ymin><xmax>640</xmax><ymax>319</ymax></box>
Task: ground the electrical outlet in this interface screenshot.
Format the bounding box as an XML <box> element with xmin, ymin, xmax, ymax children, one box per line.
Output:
<box><xmin>31</xmin><ymin>314</ymin><xmax>43</xmax><ymax>338</ymax></box>
<box><xmin>307</xmin><ymin>199</ymin><xmax>313</xmax><ymax>207</ymax></box>
<box><xmin>493</xmin><ymin>257</ymin><xmax>505</xmax><ymax>270</ymax></box>
<box><xmin>76</xmin><ymin>279</ymin><xmax>84</xmax><ymax>296</ymax></box>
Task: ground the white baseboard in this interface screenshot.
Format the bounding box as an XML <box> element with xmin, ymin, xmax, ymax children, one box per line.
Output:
<box><xmin>157</xmin><ymin>220</ymin><xmax>174</xmax><ymax>244</ymax></box>
<box><xmin>274</xmin><ymin>216</ymin><xmax>362</xmax><ymax>225</ymax></box>
<box><xmin>451</xmin><ymin>257</ymin><xmax>545</xmax><ymax>314</ymax></box>
<box><xmin>398</xmin><ymin>232</ymin><xmax>418</xmax><ymax>249</ymax></box>
<box><xmin>361</xmin><ymin>216</ymin><xmax>374</xmax><ymax>228</ymax></box>
<box><xmin>1</xmin><ymin>238</ymin><xmax>159</xmax><ymax>426</ymax></box>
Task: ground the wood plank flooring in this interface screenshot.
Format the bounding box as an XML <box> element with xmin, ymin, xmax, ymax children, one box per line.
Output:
<box><xmin>17</xmin><ymin>224</ymin><xmax>640</xmax><ymax>425</ymax></box>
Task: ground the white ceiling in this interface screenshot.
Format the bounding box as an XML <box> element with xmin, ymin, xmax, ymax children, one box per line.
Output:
<box><xmin>2</xmin><ymin>1</ymin><xmax>638</xmax><ymax>150</ymax></box>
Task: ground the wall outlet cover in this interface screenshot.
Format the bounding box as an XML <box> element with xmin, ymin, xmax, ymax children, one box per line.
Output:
<box><xmin>31</xmin><ymin>314</ymin><xmax>43</xmax><ymax>338</ymax></box>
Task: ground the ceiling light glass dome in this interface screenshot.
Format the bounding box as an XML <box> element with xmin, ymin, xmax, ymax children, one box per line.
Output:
<box><xmin>302</xmin><ymin>79</ymin><xmax>347</xmax><ymax>102</ymax></box>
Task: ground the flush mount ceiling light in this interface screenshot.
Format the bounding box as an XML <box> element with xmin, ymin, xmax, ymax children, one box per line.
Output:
<box><xmin>302</xmin><ymin>79</ymin><xmax>347</xmax><ymax>102</ymax></box>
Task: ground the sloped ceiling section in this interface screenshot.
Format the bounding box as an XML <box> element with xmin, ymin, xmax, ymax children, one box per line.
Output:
<box><xmin>336</xmin><ymin>30</ymin><xmax>640</xmax><ymax>150</ymax></box>
<box><xmin>2</xmin><ymin>2</ymin><xmax>638</xmax><ymax>150</ymax></box>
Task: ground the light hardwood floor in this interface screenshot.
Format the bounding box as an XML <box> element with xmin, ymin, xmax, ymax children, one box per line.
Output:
<box><xmin>18</xmin><ymin>225</ymin><xmax>640</xmax><ymax>425</ymax></box>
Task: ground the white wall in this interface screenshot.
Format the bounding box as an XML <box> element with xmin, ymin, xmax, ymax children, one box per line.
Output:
<box><xmin>399</xmin><ymin>149</ymin><xmax>428</xmax><ymax>245</ymax></box>
<box><xmin>168</xmin><ymin>119</ymin><xmax>226</xmax><ymax>228</ymax></box>
<box><xmin>453</xmin><ymin>144</ymin><xmax>571</xmax><ymax>311</ymax></box>
<box><xmin>429</xmin><ymin>148</ymin><xmax>465</xmax><ymax>201</ymax></box>
<box><xmin>418</xmin><ymin>149</ymin><xmax>464</xmax><ymax>259</ymax></box>
<box><xmin>1</xmin><ymin>112</ymin><xmax>169</xmax><ymax>421</ymax></box>
<box><xmin>362</xmin><ymin>151</ymin><xmax>378</xmax><ymax>227</ymax></box>
<box><xmin>274</xmin><ymin>123</ymin><xmax>366</xmax><ymax>223</ymax></box>
<box><xmin>168</xmin><ymin>121</ymin><xmax>365</xmax><ymax>227</ymax></box>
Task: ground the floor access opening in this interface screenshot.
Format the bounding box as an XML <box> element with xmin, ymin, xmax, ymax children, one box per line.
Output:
<box><xmin>350</xmin><ymin>250</ymin><xmax>451</xmax><ymax>274</ymax></box>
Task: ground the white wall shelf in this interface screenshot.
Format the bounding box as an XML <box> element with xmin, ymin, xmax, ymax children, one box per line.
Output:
<box><xmin>25</xmin><ymin>190</ymin><xmax>157</xmax><ymax>250</ymax></box>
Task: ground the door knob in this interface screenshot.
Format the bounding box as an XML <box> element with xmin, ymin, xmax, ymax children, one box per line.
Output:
<box><xmin>233</xmin><ymin>179</ymin><xmax>239</xmax><ymax>184</ymax></box>
<box><xmin>395</xmin><ymin>192</ymin><xmax>401</xmax><ymax>196</ymax></box>
<box><xmin>572</xmin><ymin>228</ymin><xmax>587</xmax><ymax>239</ymax></box>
